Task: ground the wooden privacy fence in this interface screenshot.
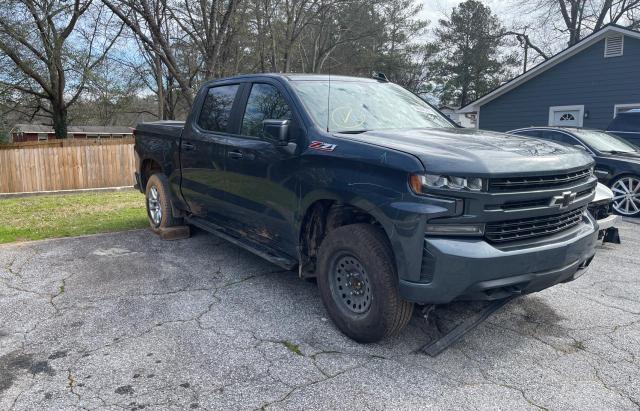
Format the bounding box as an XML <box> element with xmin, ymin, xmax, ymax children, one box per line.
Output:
<box><xmin>0</xmin><ymin>140</ymin><xmax>136</xmax><ymax>193</ymax></box>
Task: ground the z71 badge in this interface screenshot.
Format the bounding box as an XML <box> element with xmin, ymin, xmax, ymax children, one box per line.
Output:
<box><xmin>309</xmin><ymin>141</ymin><xmax>337</xmax><ymax>152</ymax></box>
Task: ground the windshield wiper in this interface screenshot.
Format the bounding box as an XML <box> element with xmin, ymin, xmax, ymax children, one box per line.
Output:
<box><xmin>334</xmin><ymin>129</ymin><xmax>370</xmax><ymax>134</ymax></box>
<box><xmin>601</xmin><ymin>150</ymin><xmax>638</xmax><ymax>155</ymax></box>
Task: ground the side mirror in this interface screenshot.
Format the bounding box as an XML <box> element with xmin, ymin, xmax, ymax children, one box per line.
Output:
<box><xmin>263</xmin><ymin>119</ymin><xmax>290</xmax><ymax>146</ymax></box>
<box><xmin>573</xmin><ymin>144</ymin><xmax>587</xmax><ymax>152</ymax></box>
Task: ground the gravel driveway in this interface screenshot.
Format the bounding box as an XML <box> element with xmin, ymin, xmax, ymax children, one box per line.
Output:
<box><xmin>1</xmin><ymin>220</ymin><xmax>639</xmax><ymax>410</ymax></box>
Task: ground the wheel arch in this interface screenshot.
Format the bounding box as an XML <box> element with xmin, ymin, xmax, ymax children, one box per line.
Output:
<box><xmin>297</xmin><ymin>195</ymin><xmax>400</xmax><ymax>278</ymax></box>
<box><xmin>140</xmin><ymin>157</ymin><xmax>163</xmax><ymax>189</ymax></box>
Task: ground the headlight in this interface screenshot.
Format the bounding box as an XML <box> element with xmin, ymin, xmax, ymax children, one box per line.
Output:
<box><xmin>410</xmin><ymin>174</ymin><xmax>485</xmax><ymax>194</ymax></box>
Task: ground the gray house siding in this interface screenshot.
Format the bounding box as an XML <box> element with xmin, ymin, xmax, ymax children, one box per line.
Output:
<box><xmin>479</xmin><ymin>35</ymin><xmax>640</xmax><ymax>132</ymax></box>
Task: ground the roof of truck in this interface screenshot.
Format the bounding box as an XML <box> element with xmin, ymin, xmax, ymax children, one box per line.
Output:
<box><xmin>211</xmin><ymin>73</ymin><xmax>381</xmax><ymax>83</ymax></box>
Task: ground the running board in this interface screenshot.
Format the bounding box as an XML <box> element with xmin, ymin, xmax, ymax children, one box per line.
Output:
<box><xmin>421</xmin><ymin>297</ymin><xmax>516</xmax><ymax>357</ymax></box>
<box><xmin>185</xmin><ymin>216</ymin><xmax>298</xmax><ymax>271</ymax></box>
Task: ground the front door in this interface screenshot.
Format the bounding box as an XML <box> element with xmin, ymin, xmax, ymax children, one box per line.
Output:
<box><xmin>180</xmin><ymin>83</ymin><xmax>241</xmax><ymax>223</ymax></box>
<box><xmin>222</xmin><ymin>82</ymin><xmax>300</xmax><ymax>255</ymax></box>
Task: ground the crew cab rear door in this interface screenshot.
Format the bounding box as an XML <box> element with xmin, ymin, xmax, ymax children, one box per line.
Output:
<box><xmin>221</xmin><ymin>80</ymin><xmax>302</xmax><ymax>255</ymax></box>
<box><xmin>179</xmin><ymin>83</ymin><xmax>242</xmax><ymax>223</ymax></box>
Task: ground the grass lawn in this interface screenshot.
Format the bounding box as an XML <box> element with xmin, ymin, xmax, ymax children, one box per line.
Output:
<box><xmin>0</xmin><ymin>190</ymin><xmax>149</xmax><ymax>244</ymax></box>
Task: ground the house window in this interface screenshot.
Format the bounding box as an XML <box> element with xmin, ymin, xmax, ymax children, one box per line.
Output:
<box><xmin>37</xmin><ymin>133</ymin><xmax>48</xmax><ymax>141</ymax></box>
<box><xmin>548</xmin><ymin>105</ymin><xmax>584</xmax><ymax>127</ymax></box>
<box><xmin>614</xmin><ymin>104</ymin><xmax>640</xmax><ymax>117</ymax></box>
<box><xmin>604</xmin><ymin>35</ymin><xmax>624</xmax><ymax>58</ymax></box>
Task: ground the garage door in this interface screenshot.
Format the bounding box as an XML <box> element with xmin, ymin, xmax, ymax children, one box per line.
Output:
<box><xmin>549</xmin><ymin>105</ymin><xmax>584</xmax><ymax>127</ymax></box>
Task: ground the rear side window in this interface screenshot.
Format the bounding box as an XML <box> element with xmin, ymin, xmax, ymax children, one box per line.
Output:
<box><xmin>198</xmin><ymin>84</ymin><xmax>240</xmax><ymax>132</ymax></box>
<box><xmin>241</xmin><ymin>83</ymin><xmax>292</xmax><ymax>138</ymax></box>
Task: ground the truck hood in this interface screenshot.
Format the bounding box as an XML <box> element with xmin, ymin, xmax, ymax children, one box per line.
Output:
<box><xmin>335</xmin><ymin>127</ymin><xmax>594</xmax><ymax>176</ymax></box>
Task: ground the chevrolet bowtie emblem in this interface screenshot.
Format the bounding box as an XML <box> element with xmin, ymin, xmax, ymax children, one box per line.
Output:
<box><xmin>550</xmin><ymin>191</ymin><xmax>577</xmax><ymax>209</ymax></box>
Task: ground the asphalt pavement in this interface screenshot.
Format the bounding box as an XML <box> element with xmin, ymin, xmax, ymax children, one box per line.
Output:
<box><xmin>1</xmin><ymin>220</ymin><xmax>639</xmax><ymax>410</ymax></box>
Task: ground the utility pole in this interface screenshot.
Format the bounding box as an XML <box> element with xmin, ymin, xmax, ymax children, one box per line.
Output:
<box><xmin>517</xmin><ymin>34</ymin><xmax>529</xmax><ymax>73</ymax></box>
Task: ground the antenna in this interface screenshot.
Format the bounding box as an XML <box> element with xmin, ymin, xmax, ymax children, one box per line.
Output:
<box><xmin>326</xmin><ymin>62</ymin><xmax>331</xmax><ymax>133</ymax></box>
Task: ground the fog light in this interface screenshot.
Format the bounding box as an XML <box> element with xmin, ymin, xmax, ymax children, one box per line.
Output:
<box><xmin>425</xmin><ymin>223</ymin><xmax>485</xmax><ymax>236</ymax></box>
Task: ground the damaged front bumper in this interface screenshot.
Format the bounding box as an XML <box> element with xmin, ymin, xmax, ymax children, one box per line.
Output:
<box><xmin>399</xmin><ymin>216</ymin><xmax>598</xmax><ymax>305</ymax></box>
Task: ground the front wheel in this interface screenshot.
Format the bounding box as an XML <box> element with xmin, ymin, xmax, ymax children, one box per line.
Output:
<box><xmin>145</xmin><ymin>173</ymin><xmax>181</xmax><ymax>233</ymax></box>
<box><xmin>610</xmin><ymin>175</ymin><xmax>640</xmax><ymax>217</ymax></box>
<box><xmin>316</xmin><ymin>224</ymin><xmax>414</xmax><ymax>343</ymax></box>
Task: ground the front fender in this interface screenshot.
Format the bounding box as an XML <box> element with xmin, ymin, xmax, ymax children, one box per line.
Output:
<box><xmin>298</xmin><ymin>185</ymin><xmax>460</xmax><ymax>282</ymax></box>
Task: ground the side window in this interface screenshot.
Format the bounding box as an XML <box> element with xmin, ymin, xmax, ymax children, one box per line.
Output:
<box><xmin>612</xmin><ymin>115</ymin><xmax>640</xmax><ymax>132</ymax></box>
<box><xmin>543</xmin><ymin>131</ymin><xmax>576</xmax><ymax>145</ymax></box>
<box><xmin>514</xmin><ymin>130</ymin><xmax>542</xmax><ymax>138</ymax></box>
<box><xmin>241</xmin><ymin>83</ymin><xmax>292</xmax><ymax>138</ymax></box>
<box><xmin>198</xmin><ymin>84</ymin><xmax>240</xmax><ymax>132</ymax></box>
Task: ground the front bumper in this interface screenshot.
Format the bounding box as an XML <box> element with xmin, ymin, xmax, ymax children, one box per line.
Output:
<box><xmin>399</xmin><ymin>216</ymin><xmax>598</xmax><ymax>305</ymax></box>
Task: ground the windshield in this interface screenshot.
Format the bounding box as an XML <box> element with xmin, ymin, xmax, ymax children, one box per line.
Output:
<box><xmin>573</xmin><ymin>129</ymin><xmax>639</xmax><ymax>153</ymax></box>
<box><xmin>291</xmin><ymin>80</ymin><xmax>454</xmax><ymax>132</ymax></box>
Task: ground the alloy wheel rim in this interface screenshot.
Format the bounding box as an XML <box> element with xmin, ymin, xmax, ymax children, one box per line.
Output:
<box><xmin>330</xmin><ymin>254</ymin><xmax>372</xmax><ymax>314</ymax></box>
<box><xmin>148</xmin><ymin>186</ymin><xmax>162</xmax><ymax>225</ymax></box>
<box><xmin>611</xmin><ymin>176</ymin><xmax>640</xmax><ymax>216</ymax></box>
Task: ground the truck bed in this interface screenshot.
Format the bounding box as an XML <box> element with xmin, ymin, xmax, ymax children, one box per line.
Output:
<box><xmin>136</xmin><ymin>120</ymin><xmax>185</xmax><ymax>139</ymax></box>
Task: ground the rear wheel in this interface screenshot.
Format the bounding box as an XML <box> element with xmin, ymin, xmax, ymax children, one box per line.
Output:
<box><xmin>316</xmin><ymin>224</ymin><xmax>414</xmax><ymax>343</ymax></box>
<box><xmin>610</xmin><ymin>175</ymin><xmax>640</xmax><ymax>217</ymax></box>
<box><xmin>145</xmin><ymin>173</ymin><xmax>181</xmax><ymax>233</ymax></box>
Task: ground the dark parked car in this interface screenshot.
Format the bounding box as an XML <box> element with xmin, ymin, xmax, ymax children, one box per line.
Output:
<box><xmin>509</xmin><ymin>127</ymin><xmax>640</xmax><ymax>217</ymax></box>
<box><xmin>607</xmin><ymin>109</ymin><xmax>640</xmax><ymax>147</ymax></box>
<box><xmin>134</xmin><ymin>74</ymin><xmax>598</xmax><ymax>343</ymax></box>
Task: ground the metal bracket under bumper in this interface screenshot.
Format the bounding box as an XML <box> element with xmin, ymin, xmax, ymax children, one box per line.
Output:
<box><xmin>597</xmin><ymin>215</ymin><xmax>621</xmax><ymax>244</ymax></box>
<box><xmin>421</xmin><ymin>297</ymin><xmax>516</xmax><ymax>357</ymax></box>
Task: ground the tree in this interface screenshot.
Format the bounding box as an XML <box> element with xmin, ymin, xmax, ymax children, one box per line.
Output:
<box><xmin>510</xmin><ymin>0</ymin><xmax>640</xmax><ymax>65</ymax></box>
<box><xmin>430</xmin><ymin>0</ymin><xmax>519</xmax><ymax>107</ymax></box>
<box><xmin>0</xmin><ymin>0</ymin><xmax>121</xmax><ymax>137</ymax></box>
<box><xmin>0</xmin><ymin>0</ymin><xmax>451</xmax><ymax>126</ymax></box>
<box><xmin>103</xmin><ymin>0</ymin><xmax>242</xmax><ymax>109</ymax></box>
<box><xmin>370</xmin><ymin>0</ymin><xmax>432</xmax><ymax>92</ymax></box>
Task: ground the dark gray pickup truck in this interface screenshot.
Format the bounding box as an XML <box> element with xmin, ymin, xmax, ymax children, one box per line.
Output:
<box><xmin>134</xmin><ymin>73</ymin><xmax>598</xmax><ymax>342</ymax></box>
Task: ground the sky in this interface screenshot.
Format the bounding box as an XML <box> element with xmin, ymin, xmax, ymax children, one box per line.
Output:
<box><xmin>421</xmin><ymin>0</ymin><xmax>513</xmax><ymax>22</ymax></box>
<box><xmin>420</xmin><ymin>0</ymin><xmax>517</xmax><ymax>38</ymax></box>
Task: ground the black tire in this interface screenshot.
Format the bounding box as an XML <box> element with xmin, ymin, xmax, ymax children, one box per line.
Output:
<box><xmin>316</xmin><ymin>224</ymin><xmax>414</xmax><ymax>343</ymax></box>
<box><xmin>145</xmin><ymin>173</ymin><xmax>181</xmax><ymax>233</ymax></box>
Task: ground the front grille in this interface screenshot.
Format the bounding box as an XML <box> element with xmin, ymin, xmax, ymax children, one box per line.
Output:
<box><xmin>489</xmin><ymin>168</ymin><xmax>592</xmax><ymax>191</ymax></box>
<box><xmin>486</xmin><ymin>185</ymin><xmax>595</xmax><ymax>212</ymax></box>
<box><xmin>487</xmin><ymin>198</ymin><xmax>550</xmax><ymax>211</ymax></box>
<box><xmin>485</xmin><ymin>207</ymin><xmax>586</xmax><ymax>243</ymax></box>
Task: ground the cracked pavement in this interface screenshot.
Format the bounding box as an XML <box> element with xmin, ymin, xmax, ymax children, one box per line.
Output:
<box><xmin>1</xmin><ymin>220</ymin><xmax>639</xmax><ymax>410</ymax></box>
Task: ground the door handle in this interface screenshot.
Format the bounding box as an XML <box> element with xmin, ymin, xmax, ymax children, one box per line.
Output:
<box><xmin>181</xmin><ymin>142</ymin><xmax>196</xmax><ymax>151</ymax></box>
<box><xmin>228</xmin><ymin>150</ymin><xmax>244</xmax><ymax>159</ymax></box>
